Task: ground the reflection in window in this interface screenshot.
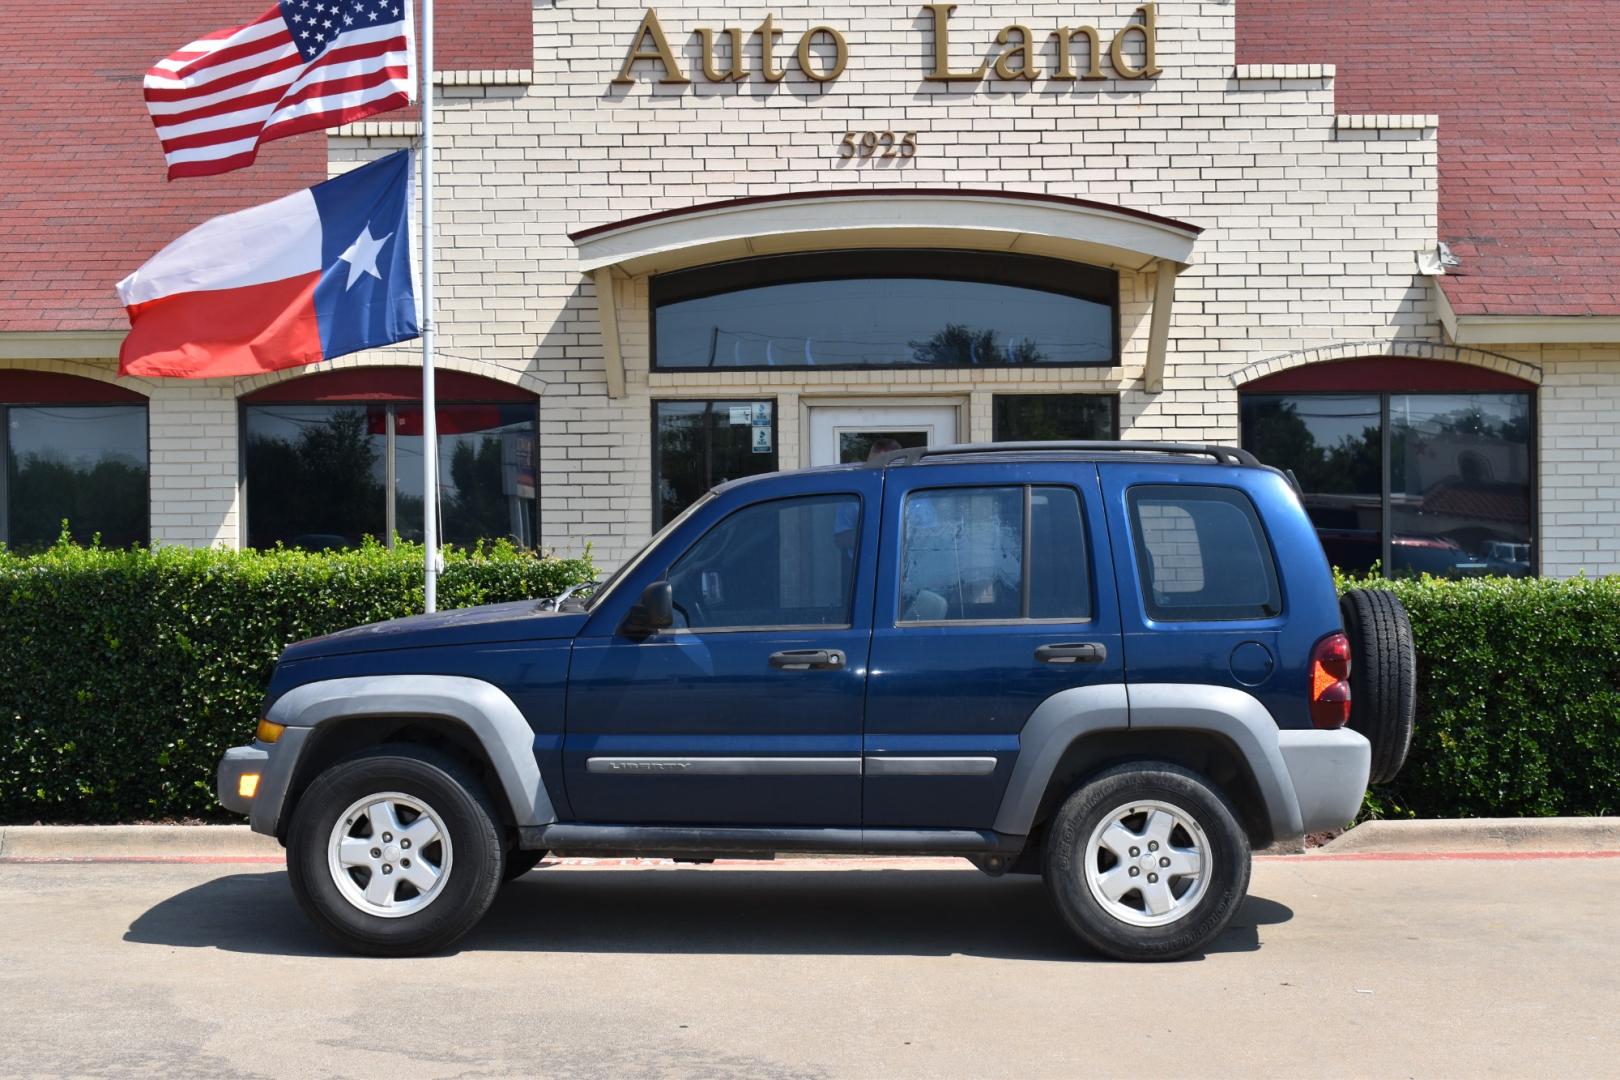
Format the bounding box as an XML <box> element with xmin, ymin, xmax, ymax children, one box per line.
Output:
<box><xmin>653</xmin><ymin>251</ymin><xmax>1117</xmax><ymax>370</ymax></box>
<box><xmin>1241</xmin><ymin>394</ymin><xmax>1381</xmax><ymax>576</ymax></box>
<box><xmin>1241</xmin><ymin>391</ymin><xmax>1534</xmax><ymax>578</ymax></box>
<box><xmin>1390</xmin><ymin>394</ymin><xmax>1532</xmax><ymax>578</ymax></box>
<box><xmin>993</xmin><ymin>394</ymin><xmax>1118</xmax><ymax>442</ymax></box>
<box><xmin>653</xmin><ymin>400</ymin><xmax>778</xmax><ymax>528</ymax></box>
<box><xmin>394</xmin><ymin>405</ymin><xmax>537</xmax><ymax>548</ymax></box>
<box><xmin>2</xmin><ymin>405</ymin><xmax>148</xmax><ymax>551</ymax></box>
<box><xmin>1128</xmin><ymin>486</ymin><xmax>1281</xmax><ymax>621</ymax></box>
<box><xmin>243</xmin><ymin>401</ymin><xmax>537</xmax><ymax>551</ymax></box>
<box><xmin>668</xmin><ymin>495</ymin><xmax>856</xmax><ymax>629</ymax></box>
<box><xmin>899</xmin><ymin>485</ymin><xmax>1092</xmax><ymax>622</ymax></box>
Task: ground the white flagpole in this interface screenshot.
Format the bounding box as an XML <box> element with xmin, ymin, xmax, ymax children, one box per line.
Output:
<box><xmin>419</xmin><ymin>0</ymin><xmax>439</xmax><ymax>613</ymax></box>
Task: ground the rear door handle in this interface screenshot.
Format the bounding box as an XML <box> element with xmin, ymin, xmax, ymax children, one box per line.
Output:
<box><xmin>1035</xmin><ymin>642</ymin><xmax>1107</xmax><ymax>665</ymax></box>
<box><xmin>769</xmin><ymin>649</ymin><xmax>846</xmax><ymax>671</ymax></box>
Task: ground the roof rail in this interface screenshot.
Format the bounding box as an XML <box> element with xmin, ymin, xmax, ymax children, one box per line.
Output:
<box><xmin>871</xmin><ymin>440</ymin><xmax>1261</xmax><ymax>468</ymax></box>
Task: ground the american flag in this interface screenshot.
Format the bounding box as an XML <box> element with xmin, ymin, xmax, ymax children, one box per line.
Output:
<box><xmin>145</xmin><ymin>0</ymin><xmax>415</xmax><ymax>180</ymax></box>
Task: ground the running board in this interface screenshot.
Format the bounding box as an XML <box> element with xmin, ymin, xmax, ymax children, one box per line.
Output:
<box><xmin>518</xmin><ymin>824</ymin><xmax>1025</xmax><ymax>857</ymax></box>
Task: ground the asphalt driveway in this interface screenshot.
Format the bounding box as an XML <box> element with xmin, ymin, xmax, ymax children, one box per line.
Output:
<box><xmin>1</xmin><ymin>854</ymin><xmax>1616</xmax><ymax>1078</ymax></box>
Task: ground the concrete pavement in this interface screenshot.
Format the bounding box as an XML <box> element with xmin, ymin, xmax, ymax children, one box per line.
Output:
<box><xmin>2</xmin><ymin>854</ymin><xmax>1618</xmax><ymax>1078</ymax></box>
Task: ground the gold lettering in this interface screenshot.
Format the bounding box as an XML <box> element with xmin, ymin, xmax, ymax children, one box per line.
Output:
<box><xmin>923</xmin><ymin>3</ymin><xmax>986</xmax><ymax>83</ymax></box>
<box><xmin>612</xmin><ymin>9</ymin><xmax>690</xmax><ymax>85</ymax></box>
<box><xmin>755</xmin><ymin>15</ymin><xmax>786</xmax><ymax>83</ymax></box>
<box><xmin>697</xmin><ymin>26</ymin><xmax>747</xmax><ymax>81</ymax></box>
<box><xmin>796</xmin><ymin>26</ymin><xmax>848</xmax><ymax>83</ymax></box>
<box><xmin>1051</xmin><ymin>25</ymin><xmax>1104</xmax><ymax>81</ymax></box>
<box><xmin>1109</xmin><ymin>3</ymin><xmax>1162</xmax><ymax>80</ymax></box>
<box><xmin>992</xmin><ymin>24</ymin><xmax>1038</xmax><ymax>81</ymax></box>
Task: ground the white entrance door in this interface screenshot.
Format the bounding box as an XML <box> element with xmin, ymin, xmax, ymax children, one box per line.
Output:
<box><xmin>807</xmin><ymin>404</ymin><xmax>959</xmax><ymax>467</ymax></box>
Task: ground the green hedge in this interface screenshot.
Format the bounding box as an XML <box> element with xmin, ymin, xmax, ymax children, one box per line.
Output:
<box><xmin>3</xmin><ymin>538</ymin><xmax>1614</xmax><ymax>823</ymax></box>
<box><xmin>1346</xmin><ymin>574</ymin><xmax>1620</xmax><ymax>820</ymax></box>
<box><xmin>0</xmin><ymin>540</ymin><xmax>594</xmax><ymax>823</ymax></box>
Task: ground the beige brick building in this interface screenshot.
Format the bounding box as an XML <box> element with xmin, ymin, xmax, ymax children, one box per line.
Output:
<box><xmin>2</xmin><ymin>0</ymin><xmax>1615</xmax><ymax>578</ymax></box>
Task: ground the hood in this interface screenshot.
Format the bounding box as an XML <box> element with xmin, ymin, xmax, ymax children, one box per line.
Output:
<box><xmin>279</xmin><ymin>600</ymin><xmax>588</xmax><ymax>662</ymax></box>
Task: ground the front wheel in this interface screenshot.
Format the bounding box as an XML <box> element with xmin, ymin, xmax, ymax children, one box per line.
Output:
<box><xmin>1043</xmin><ymin>762</ymin><xmax>1250</xmax><ymax>961</ymax></box>
<box><xmin>286</xmin><ymin>745</ymin><xmax>506</xmax><ymax>956</ymax></box>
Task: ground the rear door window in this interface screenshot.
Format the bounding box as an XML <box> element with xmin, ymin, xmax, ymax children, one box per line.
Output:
<box><xmin>1127</xmin><ymin>486</ymin><xmax>1281</xmax><ymax>621</ymax></box>
<box><xmin>898</xmin><ymin>485</ymin><xmax>1091</xmax><ymax>623</ymax></box>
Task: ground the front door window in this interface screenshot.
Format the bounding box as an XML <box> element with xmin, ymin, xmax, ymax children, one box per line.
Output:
<box><xmin>808</xmin><ymin>404</ymin><xmax>958</xmax><ymax>467</ymax></box>
<box><xmin>838</xmin><ymin>430</ymin><xmax>926</xmax><ymax>464</ymax></box>
<box><xmin>667</xmin><ymin>494</ymin><xmax>858</xmax><ymax>630</ymax></box>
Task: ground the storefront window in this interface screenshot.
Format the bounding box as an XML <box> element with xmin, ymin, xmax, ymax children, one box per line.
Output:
<box><xmin>653</xmin><ymin>251</ymin><xmax>1117</xmax><ymax>370</ymax></box>
<box><xmin>653</xmin><ymin>400</ymin><xmax>778</xmax><ymax>527</ymax></box>
<box><xmin>1241</xmin><ymin>389</ymin><xmax>1533</xmax><ymax>578</ymax></box>
<box><xmin>1</xmin><ymin>374</ymin><xmax>149</xmax><ymax>552</ymax></box>
<box><xmin>242</xmin><ymin>372</ymin><xmax>538</xmax><ymax>551</ymax></box>
<box><xmin>394</xmin><ymin>405</ymin><xmax>538</xmax><ymax>548</ymax></box>
<box><xmin>992</xmin><ymin>394</ymin><xmax>1118</xmax><ymax>442</ymax></box>
<box><xmin>2</xmin><ymin>404</ymin><xmax>149</xmax><ymax>552</ymax></box>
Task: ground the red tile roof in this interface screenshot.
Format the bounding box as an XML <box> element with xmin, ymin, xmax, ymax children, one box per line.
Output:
<box><xmin>1238</xmin><ymin>0</ymin><xmax>1620</xmax><ymax>318</ymax></box>
<box><xmin>0</xmin><ymin>0</ymin><xmax>532</xmax><ymax>334</ymax></box>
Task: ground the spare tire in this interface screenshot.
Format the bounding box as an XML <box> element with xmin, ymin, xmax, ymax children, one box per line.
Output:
<box><xmin>1339</xmin><ymin>588</ymin><xmax>1417</xmax><ymax>784</ymax></box>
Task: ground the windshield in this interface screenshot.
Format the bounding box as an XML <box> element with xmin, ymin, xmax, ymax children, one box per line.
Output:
<box><xmin>584</xmin><ymin>493</ymin><xmax>715</xmax><ymax>611</ymax></box>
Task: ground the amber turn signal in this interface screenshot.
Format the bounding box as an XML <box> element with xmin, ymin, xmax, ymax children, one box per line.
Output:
<box><xmin>238</xmin><ymin>773</ymin><xmax>261</xmax><ymax>799</ymax></box>
<box><xmin>255</xmin><ymin>718</ymin><xmax>286</xmax><ymax>744</ymax></box>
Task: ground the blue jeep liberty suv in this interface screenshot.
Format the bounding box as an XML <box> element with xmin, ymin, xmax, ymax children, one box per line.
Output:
<box><xmin>218</xmin><ymin>441</ymin><xmax>1415</xmax><ymax>961</ymax></box>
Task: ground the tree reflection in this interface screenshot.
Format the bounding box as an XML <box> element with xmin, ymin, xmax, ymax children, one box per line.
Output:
<box><xmin>245</xmin><ymin>408</ymin><xmax>384</xmax><ymax>549</ymax></box>
<box><xmin>7</xmin><ymin>455</ymin><xmax>147</xmax><ymax>551</ymax></box>
<box><xmin>909</xmin><ymin>324</ymin><xmax>1045</xmax><ymax>366</ymax></box>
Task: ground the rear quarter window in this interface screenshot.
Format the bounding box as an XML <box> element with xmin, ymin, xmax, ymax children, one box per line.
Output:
<box><xmin>1127</xmin><ymin>485</ymin><xmax>1281</xmax><ymax>621</ymax></box>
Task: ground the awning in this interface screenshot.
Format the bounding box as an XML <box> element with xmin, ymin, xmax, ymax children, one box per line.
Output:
<box><xmin>569</xmin><ymin>189</ymin><xmax>1202</xmax><ymax>396</ymax></box>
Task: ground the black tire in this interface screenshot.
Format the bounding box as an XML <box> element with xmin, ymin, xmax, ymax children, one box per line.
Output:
<box><xmin>503</xmin><ymin>848</ymin><xmax>547</xmax><ymax>882</ymax></box>
<box><xmin>286</xmin><ymin>744</ymin><xmax>505</xmax><ymax>957</ymax></box>
<box><xmin>1043</xmin><ymin>762</ymin><xmax>1251</xmax><ymax>962</ymax></box>
<box><xmin>1340</xmin><ymin>587</ymin><xmax>1417</xmax><ymax>784</ymax></box>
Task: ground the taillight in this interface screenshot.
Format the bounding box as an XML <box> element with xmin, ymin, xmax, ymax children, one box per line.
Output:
<box><xmin>1309</xmin><ymin>631</ymin><xmax>1352</xmax><ymax>729</ymax></box>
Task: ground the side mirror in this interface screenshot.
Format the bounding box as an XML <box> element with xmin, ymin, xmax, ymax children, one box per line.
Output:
<box><xmin>622</xmin><ymin>580</ymin><xmax>674</xmax><ymax>638</ymax></box>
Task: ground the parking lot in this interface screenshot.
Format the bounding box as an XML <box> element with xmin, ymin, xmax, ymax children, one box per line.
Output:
<box><xmin>2</xmin><ymin>853</ymin><xmax>1616</xmax><ymax>1079</ymax></box>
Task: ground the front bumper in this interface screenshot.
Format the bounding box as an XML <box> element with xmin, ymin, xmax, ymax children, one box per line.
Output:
<box><xmin>215</xmin><ymin>727</ymin><xmax>311</xmax><ymax>836</ymax></box>
<box><xmin>1277</xmin><ymin>727</ymin><xmax>1372</xmax><ymax>835</ymax></box>
<box><xmin>216</xmin><ymin>745</ymin><xmax>269</xmax><ymax>816</ymax></box>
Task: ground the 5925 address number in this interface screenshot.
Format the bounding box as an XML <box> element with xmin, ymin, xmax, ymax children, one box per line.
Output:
<box><xmin>839</xmin><ymin>130</ymin><xmax>918</xmax><ymax>159</ymax></box>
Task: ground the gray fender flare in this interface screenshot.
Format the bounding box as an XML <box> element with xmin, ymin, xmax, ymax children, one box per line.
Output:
<box><xmin>992</xmin><ymin>682</ymin><xmax>1305</xmax><ymax>842</ymax></box>
<box><xmin>992</xmin><ymin>684</ymin><xmax>1128</xmax><ymax>836</ymax></box>
<box><xmin>259</xmin><ymin>674</ymin><xmax>556</xmax><ymax>834</ymax></box>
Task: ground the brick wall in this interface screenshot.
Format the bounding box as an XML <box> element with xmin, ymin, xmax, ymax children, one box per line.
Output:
<box><xmin>315</xmin><ymin>0</ymin><xmax>1444</xmax><ymax>566</ymax></box>
<box><xmin>1523</xmin><ymin>345</ymin><xmax>1620</xmax><ymax>578</ymax></box>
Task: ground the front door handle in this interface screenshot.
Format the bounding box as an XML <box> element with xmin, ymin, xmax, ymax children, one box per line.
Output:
<box><xmin>769</xmin><ymin>649</ymin><xmax>846</xmax><ymax>671</ymax></box>
<box><xmin>1035</xmin><ymin>642</ymin><xmax>1107</xmax><ymax>665</ymax></box>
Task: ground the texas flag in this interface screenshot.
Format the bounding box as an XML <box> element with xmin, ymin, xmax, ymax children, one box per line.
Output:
<box><xmin>116</xmin><ymin>149</ymin><xmax>419</xmax><ymax>378</ymax></box>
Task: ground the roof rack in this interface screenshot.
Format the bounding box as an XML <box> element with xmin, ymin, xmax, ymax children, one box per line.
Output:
<box><xmin>871</xmin><ymin>440</ymin><xmax>1261</xmax><ymax>468</ymax></box>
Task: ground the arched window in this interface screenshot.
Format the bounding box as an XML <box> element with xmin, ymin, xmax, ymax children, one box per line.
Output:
<box><xmin>651</xmin><ymin>251</ymin><xmax>1118</xmax><ymax>370</ymax></box>
<box><xmin>0</xmin><ymin>372</ymin><xmax>148</xmax><ymax>551</ymax></box>
<box><xmin>1238</xmin><ymin>358</ymin><xmax>1535</xmax><ymax>578</ymax></box>
<box><xmin>240</xmin><ymin>368</ymin><xmax>538</xmax><ymax>551</ymax></box>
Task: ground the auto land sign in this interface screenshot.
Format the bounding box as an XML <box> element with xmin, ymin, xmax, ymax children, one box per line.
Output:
<box><xmin>611</xmin><ymin>3</ymin><xmax>1162</xmax><ymax>87</ymax></box>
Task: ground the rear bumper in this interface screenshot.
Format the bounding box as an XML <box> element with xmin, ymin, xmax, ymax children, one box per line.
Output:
<box><xmin>215</xmin><ymin>727</ymin><xmax>311</xmax><ymax>836</ymax></box>
<box><xmin>1277</xmin><ymin>728</ymin><xmax>1371</xmax><ymax>836</ymax></box>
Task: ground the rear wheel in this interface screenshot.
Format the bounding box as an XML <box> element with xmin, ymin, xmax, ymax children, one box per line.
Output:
<box><xmin>1340</xmin><ymin>587</ymin><xmax>1417</xmax><ymax>784</ymax></box>
<box><xmin>286</xmin><ymin>745</ymin><xmax>505</xmax><ymax>956</ymax></box>
<box><xmin>1043</xmin><ymin>762</ymin><xmax>1250</xmax><ymax>961</ymax></box>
